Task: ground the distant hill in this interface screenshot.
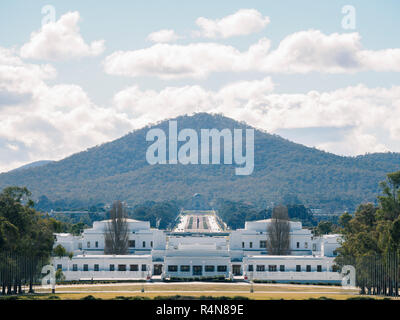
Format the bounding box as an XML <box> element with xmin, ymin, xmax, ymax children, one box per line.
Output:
<box><xmin>10</xmin><ymin>160</ymin><xmax>54</xmax><ymax>172</ymax></box>
<box><xmin>0</xmin><ymin>113</ymin><xmax>399</xmax><ymax>211</ymax></box>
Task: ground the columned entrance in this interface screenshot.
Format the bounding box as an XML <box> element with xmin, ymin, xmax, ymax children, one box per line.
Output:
<box><xmin>153</xmin><ymin>264</ymin><xmax>163</xmax><ymax>275</ymax></box>
<box><xmin>232</xmin><ymin>265</ymin><xmax>242</xmax><ymax>276</ymax></box>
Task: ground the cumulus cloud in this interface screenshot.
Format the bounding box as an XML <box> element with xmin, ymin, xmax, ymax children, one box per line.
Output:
<box><xmin>112</xmin><ymin>81</ymin><xmax>400</xmax><ymax>156</ymax></box>
<box><xmin>2</xmin><ymin>48</ymin><xmax>400</xmax><ymax>172</ymax></box>
<box><xmin>194</xmin><ymin>9</ymin><xmax>270</xmax><ymax>39</ymax></box>
<box><xmin>0</xmin><ymin>47</ymin><xmax>132</xmax><ymax>173</ymax></box>
<box><xmin>0</xmin><ymin>47</ymin><xmax>56</xmax><ymax>94</ymax></box>
<box><xmin>104</xmin><ymin>42</ymin><xmax>244</xmax><ymax>79</ymax></box>
<box><xmin>147</xmin><ymin>29</ymin><xmax>181</xmax><ymax>43</ymax></box>
<box><xmin>104</xmin><ymin>30</ymin><xmax>400</xmax><ymax>79</ymax></box>
<box><xmin>20</xmin><ymin>11</ymin><xmax>105</xmax><ymax>60</ymax></box>
<box><xmin>256</xmin><ymin>30</ymin><xmax>400</xmax><ymax>73</ymax></box>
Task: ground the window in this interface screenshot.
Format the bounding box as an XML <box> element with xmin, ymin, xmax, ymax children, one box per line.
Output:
<box><xmin>205</xmin><ymin>265</ymin><xmax>215</xmax><ymax>272</ymax></box>
<box><xmin>180</xmin><ymin>265</ymin><xmax>190</xmax><ymax>272</ymax></box>
<box><xmin>312</xmin><ymin>243</ymin><xmax>317</xmax><ymax>251</ymax></box>
<box><xmin>94</xmin><ymin>264</ymin><xmax>99</xmax><ymax>271</ymax></box>
<box><xmin>248</xmin><ymin>265</ymin><xmax>254</xmax><ymax>272</ymax></box>
<box><xmin>268</xmin><ymin>265</ymin><xmax>277</xmax><ymax>272</ymax></box>
<box><xmin>56</xmin><ymin>264</ymin><xmax>62</xmax><ymax>270</ymax></box>
<box><xmin>168</xmin><ymin>265</ymin><xmax>178</xmax><ymax>272</ymax></box>
<box><xmin>87</xmin><ymin>241</ymin><xmax>90</xmax><ymax>248</ymax></box>
<box><xmin>118</xmin><ymin>264</ymin><xmax>126</xmax><ymax>271</ymax></box>
<box><xmin>142</xmin><ymin>241</ymin><xmax>146</xmax><ymax>248</ymax></box>
<box><xmin>217</xmin><ymin>265</ymin><xmax>227</xmax><ymax>272</ymax></box>
<box><xmin>260</xmin><ymin>240</ymin><xmax>267</xmax><ymax>248</ymax></box>
<box><xmin>242</xmin><ymin>242</ymin><xmax>245</xmax><ymax>248</ymax></box>
<box><xmin>130</xmin><ymin>264</ymin><xmax>138</xmax><ymax>271</ymax></box>
<box><xmin>193</xmin><ymin>266</ymin><xmax>202</xmax><ymax>275</ymax></box>
<box><xmin>141</xmin><ymin>264</ymin><xmax>147</xmax><ymax>272</ymax></box>
<box><xmin>128</xmin><ymin>240</ymin><xmax>135</xmax><ymax>248</ymax></box>
<box><xmin>256</xmin><ymin>265</ymin><xmax>265</xmax><ymax>272</ymax></box>
<box><xmin>78</xmin><ymin>243</ymin><xmax>82</xmax><ymax>250</ymax></box>
<box><xmin>306</xmin><ymin>265</ymin><xmax>311</xmax><ymax>272</ymax></box>
<box><xmin>151</xmin><ymin>241</ymin><xmax>153</xmax><ymax>248</ymax></box>
<box><xmin>280</xmin><ymin>265</ymin><xmax>285</xmax><ymax>272</ymax></box>
<box><xmin>95</xmin><ymin>241</ymin><xmax>98</xmax><ymax>248</ymax></box>
<box><xmin>296</xmin><ymin>242</ymin><xmax>300</xmax><ymax>248</ymax></box>
<box><xmin>83</xmin><ymin>264</ymin><xmax>88</xmax><ymax>271</ymax></box>
<box><xmin>249</xmin><ymin>242</ymin><xmax>253</xmax><ymax>248</ymax></box>
<box><xmin>72</xmin><ymin>264</ymin><xmax>78</xmax><ymax>271</ymax></box>
<box><xmin>296</xmin><ymin>265</ymin><xmax>301</xmax><ymax>272</ymax></box>
<box><xmin>110</xmin><ymin>264</ymin><xmax>115</xmax><ymax>271</ymax></box>
<box><xmin>317</xmin><ymin>265</ymin><xmax>322</xmax><ymax>272</ymax></box>
<box><xmin>305</xmin><ymin>242</ymin><xmax>308</xmax><ymax>249</ymax></box>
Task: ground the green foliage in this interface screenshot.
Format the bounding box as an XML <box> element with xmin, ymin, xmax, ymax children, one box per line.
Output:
<box><xmin>216</xmin><ymin>199</ymin><xmax>263</xmax><ymax>230</ymax></box>
<box><xmin>52</xmin><ymin>244</ymin><xmax>70</xmax><ymax>258</ymax></box>
<box><xmin>0</xmin><ymin>186</ymin><xmax>55</xmax><ymax>294</ymax></box>
<box><xmin>55</xmin><ymin>269</ymin><xmax>66</xmax><ymax>283</ymax></box>
<box><xmin>314</xmin><ymin>221</ymin><xmax>334</xmax><ymax>235</ymax></box>
<box><xmin>131</xmin><ymin>200</ymin><xmax>181</xmax><ymax>229</ymax></box>
<box><xmin>80</xmin><ymin>295</ymin><xmax>102</xmax><ymax>300</ymax></box>
<box><xmin>216</xmin><ymin>199</ymin><xmax>316</xmax><ymax>229</ymax></box>
<box><xmin>338</xmin><ymin>171</ymin><xmax>400</xmax><ymax>259</ymax></box>
<box><xmin>336</xmin><ymin>171</ymin><xmax>400</xmax><ymax>295</ymax></box>
<box><xmin>0</xmin><ymin>114</ymin><xmax>399</xmax><ymax>212</ymax></box>
<box><xmin>0</xmin><ymin>186</ymin><xmax>54</xmax><ymax>257</ymax></box>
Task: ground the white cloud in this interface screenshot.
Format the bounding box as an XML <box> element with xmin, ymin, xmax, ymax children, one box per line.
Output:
<box><xmin>104</xmin><ymin>30</ymin><xmax>400</xmax><ymax>79</ymax></box>
<box><xmin>112</xmin><ymin>82</ymin><xmax>400</xmax><ymax>156</ymax></box>
<box><xmin>104</xmin><ymin>42</ymin><xmax>244</xmax><ymax>79</ymax></box>
<box><xmin>256</xmin><ymin>30</ymin><xmax>400</xmax><ymax>73</ymax></box>
<box><xmin>20</xmin><ymin>11</ymin><xmax>105</xmax><ymax>60</ymax></box>
<box><xmin>147</xmin><ymin>29</ymin><xmax>181</xmax><ymax>43</ymax></box>
<box><xmin>0</xmin><ymin>47</ymin><xmax>132</xmax><ymax>173</ymax></box>
<box><xmin>0</xmin><ymin>47</ymin><xmax>56</xmax><ymax>94</ymax></box>
<box><xmin>194</xmin><ymin>9</ymin><xmax>270</xmax><ymax>39</ymax></box>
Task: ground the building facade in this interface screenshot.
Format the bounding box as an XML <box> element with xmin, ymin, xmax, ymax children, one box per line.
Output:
<box><xmin>52</xmin><ymin>217</ymin><xmax>342</xmax><ymax>283</ymax></box>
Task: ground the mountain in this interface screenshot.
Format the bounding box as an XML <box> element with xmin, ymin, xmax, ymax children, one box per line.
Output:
<box><xmin>10</xmin><ymin>160</ymin><xmax>54</xmax><ymax>172</ymax></box>
<box><xmin>0</xmin><ymin>113</ymin><xmax>399</xmax><ymax>211</ymax></box>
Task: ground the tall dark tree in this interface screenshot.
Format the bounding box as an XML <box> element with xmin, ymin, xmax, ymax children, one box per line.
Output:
<box><xmin>0</xmin><ymin>186</ymin><xmax>54</xmax><ymax>294</ymax></box>
<box><xmin>267</xmin><ymin>205</ymin><xmax>291</xmax><ymax>255</ymax></box>
<box><xmin>336</xmin><ymin>171</ymin><xmax>400</xmax><ymax>295</ymax></box>
<box><xmin>104</xmin><ymin>201</ymin><xmax>128</xmax><ymax>254</ymax></box>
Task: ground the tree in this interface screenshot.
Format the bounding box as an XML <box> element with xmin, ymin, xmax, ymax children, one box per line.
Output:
<box><xmin>0</xmin><ymin>186</ymin><xmax>54</xmax><ymax>294</ymax></box>
<box><xmin>55</xmin><ymin>268</ymin><xmax>65</xmax><ymax>283</ymax></box>
<box><xmin>104</xmin><ymin>201</ymin><xmax>128</xmax><ymax>254</ymax></box>
<box><xmin>336</xmin><ymin>171</ymin><xmax>400</xmax><ymax>295</ymax></box>
<box><xmin>53</xmin><ymin>244</ymin><xmax>68</xmax><ymax>258</ymax></box>
<box><xmin>315</xmin><ymin>221</ymin><xmax>333</xmax><ymax>235</ymax></box>
<box><xmin>267</xmin><ymin>205</ymin><xmax>291</xmax><ymax>255</ymax></box>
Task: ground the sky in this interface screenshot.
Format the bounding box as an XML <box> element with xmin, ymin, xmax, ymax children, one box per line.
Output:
<box><xmin>1</xmin><ymin>0</ymin><xmax>400</xmax><ymax>172</ymax></box>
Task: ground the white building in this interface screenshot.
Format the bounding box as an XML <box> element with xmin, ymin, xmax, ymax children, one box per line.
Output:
<box><xmin>229</xmin><ymin>219</ymin><xmax>317</xmax><ymax>257</ymax></box>
<box><xmin>52</xmin><ymin>217</ymin><xmax>342</xmax><ymax>283</ymax></box>
<box><xmin>55</xmin><ymin>219</ymin><xmax>166</xmax><ymax>256</ymax></box>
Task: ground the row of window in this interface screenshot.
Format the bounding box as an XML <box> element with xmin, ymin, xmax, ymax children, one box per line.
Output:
<box><xmin>248</xmin><ymin>264</ymin><xmax>323</xmax><ymax>272</ymax></box>
<box><xmin>128</xmin><ymin>240</ymin><xmax>153</xmax><ymax>248</ymax></box>
<box><xmin>58</xmin><ymin>263</ymin><xmax>324</xmax><ymax>272</ymax></box>
<box><xmin>241</xmin><ymin>241</ymin><xmax>312</xmax><ymax>249</ymax></box>
<box><xmin>58</xmin><ymin>264</ymin><xmax>148</xmax><ymax>272</ymax></box>
<box><xmin>81</xmin><ymin>240</ymin><xmax>154</xmax><ymax>249</ymax></box>
<box><xmin>167</xmin><ymin>265</ymin><xmax>228</xmax><ymax>272</ymax></box>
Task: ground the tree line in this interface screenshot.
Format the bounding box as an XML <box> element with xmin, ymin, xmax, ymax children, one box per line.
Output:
<box><xmin>336</xmin><ymin>171</ymin><xmax>400</xmax><ymax>296</ymax></box>
<box><xmin>0</xmin><ymin>187</ymin><xmax>55</xmax><ymax>294</ymax></box>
